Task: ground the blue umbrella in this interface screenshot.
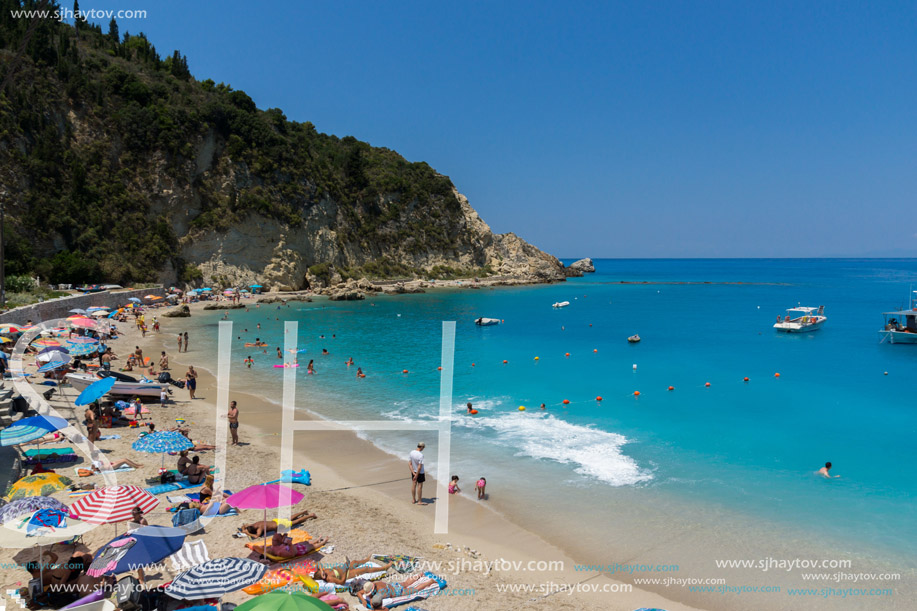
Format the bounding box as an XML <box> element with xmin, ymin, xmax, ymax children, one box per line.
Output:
<box><xmin>65</xmin><ymin>343</ymin><xmax>98</xmax><ymax>357</ymax></box>
<box><xmin>131</xmin><ymin>431</ymin><xmax>193</xmax><ymax>454</ymax></box>
<box><xmin>37</xmin><ymin>360</ymin><xmax>70</xmax><ymax>373</ymax></box>
<box><xmin>0</xmin><ymin>415</ymin><xmax>69</xmax><ymax>446</ymax></box>
<box><xmin>250</xmin><ymin>285</ymin><xmax>263</xmax><ymax>288</ymax></box>
<box><xmin>87</xmin><ymin>525</ymin><xmax>185</xmax><ymax>577</ymax></box>
<box><xmin>0</xmin><ymin>497</ymin><xmax>69</xmax><ymax>524</ymax></box>
<box><xmin>75</xmin><ymin>377</ymin><xmax>116</xmax><ymax>406</ymax></box>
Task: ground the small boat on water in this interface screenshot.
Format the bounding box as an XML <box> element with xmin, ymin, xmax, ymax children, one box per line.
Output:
<box><xmin>773</xmin><ymin>306</ymin><xmax>826</xmax><ymax>333</ymax></box>
<box><xmin>475</xmin><ymin>317</ymin><xmax>500</xmax><ymax>326</ymax></box>
<box><xmin>627</xmin><ymin>335</ymin><xmax>641</xmax><ymax>343</ymax></box>
<box><xmin>879</xmin><ymin>291</ymin><xmax>917</xmax><ymax>345</ymax></box>
<box><xmin>552</xmin><ymin>301</ymin><xmax>570</xmax><ymax>308</ymax></box>
<box><xmin>66</xmin><ymin>372</ymin><xmax>169</xmax><ymax>398</ymax></box>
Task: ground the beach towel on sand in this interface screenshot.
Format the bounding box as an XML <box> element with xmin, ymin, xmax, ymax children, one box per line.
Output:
<box><xmin>144</xmin><ymin>479</ymin><xmax>202</xmax><ymax>495</ymax></box>
<box><xmin>314</xmin><ymin>561</ymin><xmax>388</xmax><ymax>594</ymax></box>
<box><xmin>245</xmin><ymin>529</ymin><xmax>312</xmax><ymax>554</ymax></box>
<box><xmin>380</xmin><ymin>573</ymin><xmax>446</xmax><ymax>608</ymax></box>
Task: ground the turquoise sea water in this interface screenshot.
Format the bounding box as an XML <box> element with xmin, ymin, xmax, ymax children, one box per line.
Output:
<box><xmin>189</xmin><ymin>259</ymin><xmax>917</xmax><ymax>570</ymax></box>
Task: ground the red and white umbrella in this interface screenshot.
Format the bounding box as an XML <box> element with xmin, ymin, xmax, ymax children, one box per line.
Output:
<box><xmin>69</xmin><ymin>485</ymin><xmax>159</xmax><ymax>525</ymax></box>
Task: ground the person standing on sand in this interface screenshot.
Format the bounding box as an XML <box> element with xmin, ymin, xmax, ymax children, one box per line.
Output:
<box><xmin>134</xmin><ymin>346</ymin><xmax>144</xmax><ymax>369</ymax></box>
<box><xmin>228</xmin><ymin>400</ymin><xmax>240</xmax><ymax>445</ymax></box>
<box><xmin>186</xmin><ymin>365</ymin><xmax>198</xmax><ymax>399</ymax></box>
<box><xmin>183</xmin><ymin>332</ymin><xmax>189</xmax><ymax>352</ymax></box>
<box><xmin>409</xmin><ymin>442</ymin><xmax>426</xmax><ymax>505</ymax></box>
<box><xmin>177</xmin><ymin>333</ymin><xmax>183</xmax><ymax>352</ymax></box>
<box><xmin>159</xmin><ymin>352</ymin><xmax>169</xmax><ymax>371</ymax></box>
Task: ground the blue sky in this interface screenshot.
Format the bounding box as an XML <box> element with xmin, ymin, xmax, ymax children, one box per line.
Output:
<box><xmin>81</xmin><ymin>1</ymin><xmax>916</xmax><ymax>258</ymax></box>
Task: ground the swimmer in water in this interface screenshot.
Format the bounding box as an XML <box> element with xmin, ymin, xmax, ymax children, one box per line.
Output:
<box><xmin>356</xmin><ymin>367</ymin><xmax>364</xmax><ymax>378</ymax></box>
<box><xmin>307</xmin><ymin>360</ymin><xmax>314</xmax><ymax>374</ymax></box>
<box><xmin>244</xmin><ymin>356</ymin><xmax>254</xmax><ymax>368</ymax></box>
<box><xmin>322</xmin><ymin>348</ymin><xmax>329</xmax><ymax>355</ymax></box>
<box><xmin>257</xmin><ymin>323</ymin><xmax>261</xmax><ymax>330</ymax></box>
<box><xmin>540</xmin><ymin>403</ymin><xmax>546</xmax><ymax>410</ymax></box>
<box><xmin>346</xmin><ymin>357</ymin><xmax>354</xmax><ymax>366</ymax></box>
<box><xmin>277</xmin><ymin>348</ymin><xmax>282</xmax><ymax>358</ymax></box>
<box><xmin>466</xmin><ymin>402</ymin><xmax>474</xmax><ymax>414</ymax></box>
<box><xmin>817</xmin><ymin>462</ymin><xmax>839</xmax><ymax>479</ymax></box>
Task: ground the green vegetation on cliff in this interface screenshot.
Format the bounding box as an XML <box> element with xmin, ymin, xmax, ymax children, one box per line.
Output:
<box><xmin>0</xmin><ymin>1</ymin><xmax>462</xmax><ymax>285</ymax></box>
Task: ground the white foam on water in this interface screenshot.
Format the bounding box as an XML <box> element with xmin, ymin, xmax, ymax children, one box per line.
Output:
<box><xmin>472</xmin><ymin>412</ymin><xmax>653</xmax><ymax>487</ymax></box>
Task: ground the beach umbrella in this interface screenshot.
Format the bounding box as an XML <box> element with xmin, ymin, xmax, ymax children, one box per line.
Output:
<box><xmin>68</xmin><ymin>309</ymin><xmax>88</xmax><ymax>315</ymax></box>
<box><xmin>235</xmin><ymin>591</ymin><xmax>333</xmax><ymax>611</ymax></box>
<box><xmin>33</xmin><ymin>339</ymin><xmax>62</xmax><ymax>348</ymax></box>
<box><xmin>1</xmin><ymin>414</ymin><xmax>68</xmax><ymax>446</ymax></box>
<box><xmin>87</xmin><ymin>525</ymin><xmax>185</xmax><ymax>577</ymax></box>
<box><xmin>0</xmin><ymin>337</ymin><xmax>11</xmax><ymax>343</ymax></box>
<box><xmin>131</xmin><ymin>431</ymin><xmax>192</xmax><ymax>468</ymax></box>
<box><xmin>5</xmin><ymin>473</ymin><xmax>73</xmax><ymax>501</ymax></box>
<box><xmin>37</xmin><ymin>359</ymin><xmax>71</xmax><ymax>373</ymax></box>
<box><xmin>226</xmin><ymin>484</ymin><xmax>303</xmax><ymax>561</ymax></box>
<box><xmin>65</xmin><ymin>342</ymin><xmax>99</xmax><ymax>357</ymax></box>
<box><xmin>67</xmin><ymin>336</ymin><xmax>99</xmax><ymax>344</ymax></box>
<box><xmin>69</xmin><ymin>485</ymin><xmax>159</xmax><ymax>525</ymax></box>
<box><xmin>250</xmin><ymin>285</ymin><xmax>263</xmax><ymax>288</ymax></box>
<box><xmin>0</xmin><ymin>497</ymin><xmax>69</xmax><ymax>524</ymax></box>
<box><xmin>128</xmin><ymin>297</ymin><xmax>141</xmax><ymax>303</ymax></box>
<box><xmin>165</xmin><ymin>557</ymin><xmax>268</xmax><ymax>599</ymax></box>
<box><xmin>37</xmin><ymin>345</ymin><xmax>67</xmax><ymax>354</ymax></box>
<box><xmin>90</xmin><ymin>310</ymin><xmax>109</xmax><ymax>317</ymax></box>
<box><xmin>75</xmin><ymin>377</ymin><xmax>116</xmax><ymax>406</ymax></box>
<box><xmin>69</xmin><ymin>318</ymin><xmax>97</xmax><ymax>329</ymax></box>
<box><xmin>0</xmin><ymin>324</ymin><xmax>22</xmax><ymax>334</ymax></box>
<box><xmin>36</xmin><ymin>349</ymin><xmax>69</xmax><ymax>362</ymax></box>
<box><xmin>23</xmin><ymin>507</ymin><xmax>69</xmax><ymax>534</ymax></box>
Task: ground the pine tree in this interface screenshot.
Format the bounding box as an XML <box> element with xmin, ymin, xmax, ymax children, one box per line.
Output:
<box><xmin>73</xmin><ymin>0</ymin><xmax>86</xmax><ymax>30</ymax></box>
<box><xmin>108</xmin><ymin>18</ymin><xmax>118</xmax><ymax>44</ymax></box>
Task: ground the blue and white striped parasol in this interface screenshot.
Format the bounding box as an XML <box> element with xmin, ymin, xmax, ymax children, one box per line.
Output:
<box><xmin>0</xmin><ymin>415</ymin><xmax>69</xmax><ymax>446</ymax></box>
<box><xmin>36</xmin><ymin>359</ymin><xmax>70</xmax><ymax>373</ymax></box>
<box><xmin>0</xmin><ymin>497</ymin><xmax>69</xmax><ymax>524</ymax></box>
<box><xmin>165</xmin><ymin>557</ymin><xmax>267</xmax><ymax>599</ymax></box>
<box><xmin>65</xmin><ymin>342</ymin><xmax>98</xmax><ymax>357</ymax></box>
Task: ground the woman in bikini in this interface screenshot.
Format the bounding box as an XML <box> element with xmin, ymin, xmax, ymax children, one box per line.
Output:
<box><xmin>313</xmin><ymin>557</ymin><xmax>392</xmax><ymax>585</ymax></box>
<box><xmin>267</xmin><ymin>533</ymin><xmax>330</xmax><ymax>559</ymax></box>
<box><xmin>240</xmin><ymin>509</ymin><xmax>317</xmax><ymax>538</ymax></box>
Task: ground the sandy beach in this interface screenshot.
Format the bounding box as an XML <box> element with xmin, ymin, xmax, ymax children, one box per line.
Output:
<box><xmin>0</xmin><ymin>296</ymin><xmax>706</xmax><ymax>611</ymax></box>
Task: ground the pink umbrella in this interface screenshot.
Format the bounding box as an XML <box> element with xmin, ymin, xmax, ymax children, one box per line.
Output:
<box><xmin>226</xmin><ymin>484</ymin><xmax>303</xmax><ymax>559</ymax></box>
<box><xmin>69</xmin><ymin>318</ymin><xmax>97</xmax><ymax>329</ymax></box>
<box><xmin>69</xmin><ymin>485</ymin><xmax>159</xmax><ymax>525</ymax></box>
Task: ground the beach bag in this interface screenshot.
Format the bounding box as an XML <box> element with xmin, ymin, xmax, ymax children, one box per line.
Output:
<box><xmin>160</xmin><ymin>471</ymin><xmax>176</xmax><ymax>484</ymax></box>
<box><xmin>77</xmin><ymin>468</ymin><xmax>93</xmax><ymax>477</ymax></box>
<box><xmin>347</xmin><ymin>578</ymin><xmax>368</xmax><ymax>596</ymax></box>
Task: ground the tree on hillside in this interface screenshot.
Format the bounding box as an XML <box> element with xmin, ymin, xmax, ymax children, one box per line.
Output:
<box><xmin>108</xmin><ymin>18</ymin><xmax>118</xmax><ymax>44</ymax></box>
<box><xmin>73</xmin><ymin>0</ymin><xmax>86</xmax><ymax>29</ymax></box>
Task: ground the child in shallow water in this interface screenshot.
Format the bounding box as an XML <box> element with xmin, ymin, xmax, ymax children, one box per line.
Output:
<box><xmin>448</xmin><ymin>476</ymin><xmax>461</xmax><ymax>494</ymax></box>
<box><xmin>475</xmin><ymin>477</ymin><xmax>486</xmax><ymax>499</ymax></box>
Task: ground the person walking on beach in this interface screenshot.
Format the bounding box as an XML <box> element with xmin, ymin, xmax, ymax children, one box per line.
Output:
<box><xmin>186</xmin><ymin>365</ymin><xmax>198</xmax><ymax>399</ymax></box>
<box><xmin>134</xmin><ymin>346</ymin><xmax>144</xmax><ymax>369</ymax></box>
<box><xmin>177</xmin><ymin>333</ymin><xmax>183</xmax><ymax>352</ymax></box>
<box><xmin>183</xmin><ymin>332</ymin><xmax>189</xmax><ymax>352</ymax></box>
<box><xmin>228</xmin><ymin>400</ymin><xmax>240</xmax><ymax>445</ymax></box>
<box><xmin>409</xmin><ymin>442</ymin><xmax>426</xmax><ymax>505</ymax></box>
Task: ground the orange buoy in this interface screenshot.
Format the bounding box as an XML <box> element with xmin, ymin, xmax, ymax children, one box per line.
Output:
<box><xmin>775</xmin><ymin>372</ymin><xmax>781</xmax><ymax>378</ymax></box>
<box><xmin>743</xmin><ymin>377</ymin><xmax>749</xmax><ymax>382</ymax></box>
<box><xmin>634</xmin><ymin>391</ymin><xmax>641</xmax><ymax>396</ymax></box>
<box><xmin>403</xmin><ymin>369</ymin><xmax>409</xmax><ymax>374</ymax></box>
<box><xmin>565</xmin><ymin>352</ymin><xmax>570</xmax><ymax>357</ymax></box>
<box><xmin>596</xmin><ymin>396</ymin><xmax>603</xmax><ymax>401</ymax></box>
<box><xmin>668</xmin><ymin>386</ymin><xmax>674</xmax><ymax>391</ymax></box>
<box><xmin>705</xmin><ymin>382</ymin><xmax>711</xmax><ymax>387</ymax></box>
<box><xmin>471</xmin><ymin>363</ymin><xmax>475</xmax><ymax>367</ymax></box>
<box><xmin>470</xmin><ymin>409</ymin><xmax>478</xmax><ymax>414</ymax></box>
<box><xmin>593</xmin><ymin>349</ymin><xmax>598</xmax><ymax>353</ymax></box>
<box><xmin>502</xmin><ymin>359</ymin><xmax>508</xmax><ymax>364</ymax></box>
<box><xmin>562</xmin><ymin>399</ymin><xmax>570</xmax><ymax>405</ymax></box>
<box><xmin>437</xmin><ymin>366</ymin><xmax>442</xmax><ymax>370</ymax></box>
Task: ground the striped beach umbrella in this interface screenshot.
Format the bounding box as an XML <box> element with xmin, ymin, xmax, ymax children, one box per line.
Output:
<box><xmin>69</xmin><ymin>318</ymin><xmax>97</xmax><ymax>329</ymax></box>
<box><xmin>165</xmin><ymin>557</ymin><xmax>267</xmax><ymax>599</ymax></box>
<box><xmin>66</xmin><ymin>336</ymin><xmax>99</xmax><ymax>344</ymax></box>
<box><xmin>5</xmin><ymin>473</ymin><xmax>73</xmax><ymax>501</ymax></box>
<box><xmin>0</xmin><ymin>324</ymin><xmax>22</xmax><ymax>334</ymax></box>
<box><xmin>37</xmin><ymin>359</ymin><xmax>70</xmax><ymax>373</ymax></box>
<box><xmin>0</xmin><ymin>415</ymin><xmax>69</xmax><ymax>446</ymax></box>
<box><xmin>32</xmin><ymin>338</ymin><xmax>61</xmax><ymax>348</ymax></box>
<box><xmin>69</xmin><ymin>485</ymin><xmax>159</xmax><ymax>524</ymax></box>
<box><xmin>65</xmin><ymin>342</ymin><xmax>98</xmax><ymax>357</ymax></box>
<box><xmin>0</xmin><ymin>497</ymin><xmax>69</xmax><ymax>524</ymax></box>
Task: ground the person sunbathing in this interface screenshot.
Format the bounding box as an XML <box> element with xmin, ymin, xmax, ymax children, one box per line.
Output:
<box><xmin>267</xmin><ymin>533</ymin><xmax>329</xmax><ymax>559</ymax></box>
<box><xmin>90</xmin><ymin>458</ymin><xmax>143</xmax><ymax>472</ymax></box>
<box><xmin>313</xmin><ymin>556</ymin><xmax>392</xmax><ymax>585</ymax></box>
<box><xmin>240</xmin><ymin>509</ymin><xmax>317</xmax><ymax>537</ymax></box>
<box><xmin>184</xmin><ymin>456</ymin><xmax>211</xmax><ymax>484</ymax></box>
<box><xmin>360</xmin><ymin>575</ymin><xmax>438</xmax><ymax>609</ymax></box>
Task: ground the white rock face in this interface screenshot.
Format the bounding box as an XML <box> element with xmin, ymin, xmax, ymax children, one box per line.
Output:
<box><xmin>568</xmin><ymin>258</ymin><xmax>596</xmax><ymax>273</ymax></box>
<box><xmin>178</xmin><ymin>188</ymin><xmax>565</xmax><ymax>290</ymax></box>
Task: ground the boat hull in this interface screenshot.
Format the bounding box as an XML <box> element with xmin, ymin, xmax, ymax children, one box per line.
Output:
<box><xmin>66</xmin><ymin>373</ymin><xmax>168</xmax><ymax>397</ymax></box>
<box><xmin>774</xmin><ymin>318</ymin><xmax>826</xmax><ymax>333</ymax></box>
<box><xmin>880</xmin><ymin>330</ymin><xmax>917</xmax><ymax>344</ymax></box>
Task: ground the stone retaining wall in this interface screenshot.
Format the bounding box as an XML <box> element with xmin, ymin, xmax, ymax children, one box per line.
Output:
<box><xmin>0</xmin><ymin>286</ymin><xmax>166</xmax><ymax>324</ymax></box>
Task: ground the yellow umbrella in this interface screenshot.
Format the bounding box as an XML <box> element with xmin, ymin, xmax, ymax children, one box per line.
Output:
<box><xmin>4</xmin><ymin>473</ymin><xmax>73</xmax><ymax>501</ymax></box>
<box><xmin>144</xmin><ymin>295</ymin><xmax>163</xmax><ymax>300</ymax></box>
<box><xmin>0</xmin><ymin>337</ymin><xmax>12</xmax><ymax>344</ymax></box>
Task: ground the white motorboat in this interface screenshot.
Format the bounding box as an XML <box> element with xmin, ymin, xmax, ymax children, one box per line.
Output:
<box><xmin>879</xmin><ymin>291</ymin><xmax>917</xmax><ymax>344</ymax></box>
<box><xmin>552</xmin><ymin>301</ymin><xmax>570</xmax><ymax>308</ymax></box>
<box><xmin>475</xmin><ymin>317</ymin><xmax>500</xmax><ymax>326</ymax></box>
<box><xmin>65</xmin><ymin>372</ymin><xmax>168</xmax><ymax>398</ymax></box>
<box><xmin>773</xmin><ymin>306</ymin><xmax>826</xmax><ymax>333</ymax></box>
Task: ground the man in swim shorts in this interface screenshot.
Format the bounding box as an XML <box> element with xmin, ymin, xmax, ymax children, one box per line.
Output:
<box><xmin>409</xmin><ymin>442</ymin><xmax>426</xmax><ymax>505</ymax></box>
<box><xmin>228</xmin><ymin>400</ymin><xmax>240</xmax><ymax>445</ymax></box>
<box><xmin>240</xmin><ymin>509</ymin><xmax>317</xmax><ymax>537</ymax></box>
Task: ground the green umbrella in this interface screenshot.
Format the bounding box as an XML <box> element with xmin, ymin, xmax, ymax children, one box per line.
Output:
<box><xmin>235</xmin><ymin>592</ymin><xmax>333</xmax><ymax>611</ymax></box>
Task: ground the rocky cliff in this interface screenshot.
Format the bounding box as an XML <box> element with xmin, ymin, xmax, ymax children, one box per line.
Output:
<box><xmin>0</xmin><ymin>13</ymin><xmax>566</xmax><ymax>290</ymax></box>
